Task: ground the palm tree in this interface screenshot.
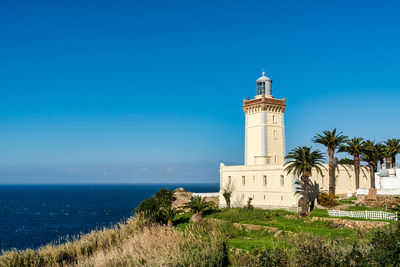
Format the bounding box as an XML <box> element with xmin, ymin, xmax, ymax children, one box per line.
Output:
<box><xmin>294</xmin><ymin>179</ymin><xmax>326</xmax><ymax>212</ymax></box>
<box><xmin>284</xmin><ymin>146</ymin><xmax>325</xmax><ymax>216</ymax></box>
<box><xmin>338</xmin><ymin>137</ymin><xmax>364</xmax><ymax>190</ymax></box>
<box><xmin>377</xmin><ymin>143</ymin><xmax>386</xmax><ymax>170</ymax></box>
<box><xmin>361</xmin><ymin>140</ymin><xmax>381</xmax><ymax>189</ymax></box>
<box><xmin>313</xmin><ymin>129</ymin><xmax>348</xmax><ymax>194</ymax></box>
<box><xmin>158</xmin><ymin>207</ymin><xmax>183</xmax><ymax>227</ymax></box>
<box><xmin>184</xmin><ymin>196</ymin><xmax>215</xmax><ymax>222</ymax></box>
<box><xmin>382</xmin><ymin>145</ymin><xmax>393</xmax><ymax>169</ymax></box>
<box><xmin>386</xmin><ymin>139</ymin><xmax>400</xmax><ymax>168</ymax></box>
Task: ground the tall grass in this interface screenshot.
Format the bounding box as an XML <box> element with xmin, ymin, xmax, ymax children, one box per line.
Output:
<box><xmin>0</xmin><ymin>215</ymin><xmax>227</xmax><ymax>267</ymax></box>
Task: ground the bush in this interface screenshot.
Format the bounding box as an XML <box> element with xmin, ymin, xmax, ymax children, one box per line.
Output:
<box><xmin>154</xmin><ymin>188</ymin><xmax>176</xmax><ymax>209</ymax></box>
<box><xmin>317</xmin><ymin>193</ymin><xmax>339</xmax><ymax>207</ymax></box>
<box><xmin>134</xmin><ymin>188</ymin><xmax>176</xmax><ymax>223</ymax></box>
<box><xmin>368</xmin><ymin>222</ymin><xmax>400</xmax><ymax>266</ymax></box>
<box><xmin>256</xmin><ymin>247</ymin><xmax>291</xmax><ymax>266</ymax></box>
<box><xmin>246</xmin><ymin>197</ymin><xmax>254</xmax><ymax>210</ymax></box>
<box><xmin>135</xmin><ymin>197</ymin><xmax>158</xmax><ymax>215</ymax></box>
<box><xmin>292</xmin><ymin>234</ymin><xmax>350</xmax><ymax>266</ymax></box>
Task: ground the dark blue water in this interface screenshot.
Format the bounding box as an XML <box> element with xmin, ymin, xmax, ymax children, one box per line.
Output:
<box><xmin>0</xmin><ymin>183</ymin><xmax>219</xmax><ymax>251</ymax></box>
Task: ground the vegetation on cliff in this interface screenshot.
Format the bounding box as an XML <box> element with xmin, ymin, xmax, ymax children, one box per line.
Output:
<box><xmin>2</xmin><ymin>189</ymin><xmax>400</xmax><ymax>266</ymax></box>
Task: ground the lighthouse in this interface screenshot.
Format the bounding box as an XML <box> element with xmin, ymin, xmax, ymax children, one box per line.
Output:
<box><xmin>218</xmin><ymin>70</ymin><xmax>370</xmax><ymax>210</ymax></box>
<box><xmin>243</xmin><ymin>72</ymin><xmax>286</xmax><ymax>165</ymax></box>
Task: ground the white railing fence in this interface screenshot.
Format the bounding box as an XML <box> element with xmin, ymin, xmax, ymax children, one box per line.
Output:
<box><xmin>328</xmin><ymin>210</ymin><xmax>398</xmax><ymax>221</ymax></box>
<box><xmin>192</xmin><ymin>192</ymin><xmax>220</xmax><ymax>198</ymax></box>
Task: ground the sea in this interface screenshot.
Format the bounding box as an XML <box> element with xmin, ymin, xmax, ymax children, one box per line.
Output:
<box><xmin>0</xmin><ymin>183</ymin><xmax>219</xmax><ymax>252</ymax></box>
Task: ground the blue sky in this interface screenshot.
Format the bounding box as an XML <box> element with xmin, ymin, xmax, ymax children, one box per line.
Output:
<box><xmin>1</xmin><ymin>0</ymin><xmax>400</xmax><ymax>183</ymax></box>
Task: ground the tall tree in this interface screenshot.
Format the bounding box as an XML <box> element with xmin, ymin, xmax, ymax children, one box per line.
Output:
<box><xmin>377</xmin><ymin>143</ymin><xmax>386</xmax><ymax>170</ymax></box>
<box><xmin>361</xmin><ymin>140</ymin><xmax>381</xmax><ymax>189</ymax></box>
<box><xmin>313</xmin><ymin>129</ymin><xmax>348</xmax><ymax>194</ymax></box>
<box><xmin>338</xmin><ymin>137</ymin><xmax>364</xmax><ymax>189</ymax></box>
<box><xmin>284</xmin><ymin>146</ymin><xmax>325</xmax><ymax>216</ymax></box>
<box><xmin>382</xmin><ymin>145</ymin><xmax>393</xmax><ymax>169</ymax></box>
<box><xmin>386</xmin><ymin>139</ymin><xmax>400</xmax><ymax>168</ymax></box>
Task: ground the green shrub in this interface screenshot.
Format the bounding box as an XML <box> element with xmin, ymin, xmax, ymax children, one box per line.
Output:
<box><xmin>246</xmin><ymin>197</ymin><xmax>254</xmax><ymax>210</ymax></box>
<box><xmin>256</xmin><ymin>247</ymin><xmax>291</xmax><ymax>266</ymax></box>
<box><xmin>317</xmin><ymin>193</ymin><xmax>339</xmax><ymax>207</ymax></box>
<box><xmin>134</xmin><ymin>188</ymin><xmax>176</xmax><ymax>223</ymax></box>
<box><xmin>368</xmin><ymin>222</ymin><xmax>400</xmax><ymax>266</ymax></box>
<box><xmin>154</xmin><ymin>188</ymin><xmax>176</xmax><ymax>209</ymax></box>
<box><xmin>135</xmin><ymin>197</ymin><xmax>158</xmax><ymax>215</ymax></box>
<box><xmin>292</xmin><ymin>234</ymin><xmax>349</xmax><ymax>266</ymax></box>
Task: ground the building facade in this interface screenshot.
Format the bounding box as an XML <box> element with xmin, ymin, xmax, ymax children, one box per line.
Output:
<box><xmin>219</xmin><ymin>72</ymin><xmax>371</xmax><ymax>210</ymax></box>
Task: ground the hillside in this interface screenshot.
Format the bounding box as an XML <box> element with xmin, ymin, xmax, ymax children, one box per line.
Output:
<box><xmin>1</xmin><ymin>205</ymin><xmax>400</xmax><ymax>266</ymax></box>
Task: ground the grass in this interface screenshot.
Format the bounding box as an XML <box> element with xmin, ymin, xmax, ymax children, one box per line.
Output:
<box><xmin>0</xmin><ymin>215</ymin><xmax>227</xmax><ymax>267</ymax></box>
<box><xmin>2</xmin><ymin>207</ymin><xmax>397</xmax><ymax>266</ymax></box>
<box><xmin>338</xmin><ymin>196</ymin><xmax>357</xmax><ymax>205</ymax></box>
<box><xmin>203</xmin><ymin>208</ymin><xmax>365</xmax><ymax>251</ymax></box>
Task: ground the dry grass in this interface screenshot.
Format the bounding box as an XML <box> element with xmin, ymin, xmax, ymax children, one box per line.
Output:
<box><xmin>0</xmin><ymin>215</ymin><xmax>227</xmax><ymax>267</ymax></box>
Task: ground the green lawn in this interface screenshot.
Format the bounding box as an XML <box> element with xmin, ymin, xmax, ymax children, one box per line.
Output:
<box><xmin>175</xmin><ymin>203</ymin><xmax>395</xmax><ymax>253</ymax></box>
<box><xmin>199</xmin><ymin>208</ymin><xmax>369</xmax><ymax>251</ymax></box>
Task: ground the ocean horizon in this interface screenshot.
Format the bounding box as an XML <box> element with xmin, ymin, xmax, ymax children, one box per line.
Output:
<box><xmin>0</xmin><ymin>183</ymin><xmax>219</xmax><ymax>251</ymax></box>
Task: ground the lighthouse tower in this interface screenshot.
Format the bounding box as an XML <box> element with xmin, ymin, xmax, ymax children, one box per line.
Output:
<box><xmin>244</xmin><ymin>72</ymin><xmax>286</xmax><ymax>165</ymax></box>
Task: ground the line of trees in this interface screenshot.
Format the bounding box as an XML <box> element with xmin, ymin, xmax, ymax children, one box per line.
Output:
<box><xmin>285</xmin><ymin>128</ymin><xmax>400</xmax><ymax>216</ymax></box>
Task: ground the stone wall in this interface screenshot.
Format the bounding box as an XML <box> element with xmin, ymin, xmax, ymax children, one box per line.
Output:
<box><xmin>357</xmin><ymin>194</ymin><xmax>399</xmax><ymax>207</ymax></box>
<box><xmin>172</xmin><ymin>188</ymin><xmax>219</xmax><ymax>209</ymax></box>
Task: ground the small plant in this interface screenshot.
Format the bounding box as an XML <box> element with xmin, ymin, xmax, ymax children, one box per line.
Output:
<box><xmin>157</xmin><ymin>207</ymin><xmax>184</xmax><ymax>227</ymax></box>
<box><xmin>390</xmin><ymin>196</ymin><xmax>400</xmax><ymax>219</ymax></box>
<box><xmin>184</xmin><ymin>196</ymin><xmax>215</xmax><ymax>222</ymax></box>
<box><xmin>317</xmin><ymin>192</ymin><xmax>339</xmax><ymax>207</ymax></box>
<box><xmin>246</xmin><ymin>197</ymin><xmax>254</xmax><ymax>210</ymax></box>
<box><xmin>222</xmin><ymin>180</ymin><xmax>236</xmax><ymax>209</ymax></box>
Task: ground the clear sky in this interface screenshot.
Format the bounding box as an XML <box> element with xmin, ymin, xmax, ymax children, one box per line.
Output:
<box><xmin>1</xmin><ymin>0</ymin><xmax>400</xmax><ymax>184</ymax></box>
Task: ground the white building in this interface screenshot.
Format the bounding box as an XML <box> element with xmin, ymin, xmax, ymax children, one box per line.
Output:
<box><xmin>357</xmin><ymin>167</ymin><xmax>400</xmax><ymax>196</ymax></box>
<box><xmin>219</xmin><ymin>72</ymin><xmax>372</xmax><ymax>210</ymax></box>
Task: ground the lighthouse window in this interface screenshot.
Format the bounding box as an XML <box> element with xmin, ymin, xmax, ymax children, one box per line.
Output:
<box><xmin>257</xmin><ymin>82</ymin><xmax>265</xmax><ymax>95</ymax></box>
<box><xmin>263</xmin><ymin>175</ymin><xmax>267</xmax><ymax>186</ymax></box>
<box><xmin>228</xmin><ymin>176</ymin><xmax>231</xmax><ymax>185</ymax></box>
<box><xmin>280</xmin><ymin>175</ymin><xmax>284</xmax><ymax>186</ymax></box>
<box><xmin>274</xmin><ymin>155</ymin><xmax>278</xmax><ymax>163</ymax></box>
<box><xmin>273</xmin><ymin>130</ymin><xmax>277</xmax><ymax>139</ymax></box>
<box><xmin>273</xmin><ymin>115</ymin><xmax>277</xmax><ymax>123</ymax></box>
<box><xmin>253</xmin><ymin>175</ymin><xmax>255</xmax><ymax>183</ymax></box>
<box><xmin>242</xmin><ymin>176</ymin><xmax>245</xmax><ymax>185</ymax></box>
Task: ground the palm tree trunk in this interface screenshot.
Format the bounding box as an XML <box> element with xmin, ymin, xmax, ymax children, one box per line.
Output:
<box><xmin>369</xmin><ymin>162</ymin><xmax>375</xmax><ymax>189</ymax></box>
<box><xmin>301</xmin><ymin>172</ymin><xmax>310</xmax><ymax>216</ymax></box>
<box><xmin>328</xmin><ymin>148</ymin><xmax>335</xmax><ymax>194</ymax></box>
<box><xmin>354</xmin><ymin>156</ymin><xmax>360</xmax><ymax>190</ymax></box>
<box><xmin>386</xmin><ymin>158</ymin><xmax>391</xmax><ymax>169</ymax></box>
<box><xmin>393</xmin><ymin>155</ymin><xmax>397</xmax><ymax>168</ymax></box>
<box><xmin>380</xmin><ymin>159</ymin><xmax>384</xmax><ymax>170</ymax></box>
